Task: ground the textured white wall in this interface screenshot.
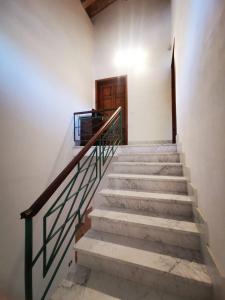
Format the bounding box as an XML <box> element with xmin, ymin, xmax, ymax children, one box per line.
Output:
<box><xmin>93</xmin><ymin>0</ymin><xmax>172</xmax><ymax>143</ymax></box>
<box><xmin>0</xmin><ymin>0</ymin><xmax>93</xmax><ymax>299</ymax></box>
<box><xmin>172</xmin><ymin>0</ymin><xmax>225</xmax><ymax>275</ymax></box>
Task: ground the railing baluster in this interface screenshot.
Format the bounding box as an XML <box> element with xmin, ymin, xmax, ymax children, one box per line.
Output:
<box><xmin>119</xmin><ymin>110</ymin><xmax>123</xmax><ymax>144</ymax></box>
<box><xmin>21</xmin><ymin>107</ymin><xmax>122</xmax><ymax>300</ymax></box>
<box><xmin>99</xmin><ymin>137</ymin><xmax>102</xmax><ymax>180</ymax></box>
<box><xmin>25</xmin><ymin>218</ymin><xmax>33</xmax><ymax>300</ymax></box>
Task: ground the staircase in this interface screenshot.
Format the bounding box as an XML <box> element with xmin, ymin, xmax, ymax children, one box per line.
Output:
<box><xmin>73</xmin><ymin>144</ymin><xmax>212</xmax><ymax>299</ymax></box>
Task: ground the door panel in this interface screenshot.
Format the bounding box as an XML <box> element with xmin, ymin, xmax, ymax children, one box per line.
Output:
<box><xmin>171</xmin><ymin>45</ymin><xmax>177</xmax><ymax>144</ymax></box>
<box><xmin>102</xmin><ymin>86</ymin><xmax>112</xmax><ymax>97</ymax></box>
<box><xmin>115</xmin><ymin>98</ymin><xmax>124</xmax><ymax>106</ymax></box>
<box><xmin>96</xmin><ymin>76</ymin><xmax>128</xmax><ymax>145</ymax></box>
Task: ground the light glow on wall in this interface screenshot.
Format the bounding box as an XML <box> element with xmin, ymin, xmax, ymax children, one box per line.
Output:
<box><xmin>114</xmin><ymin>47</ymin><xmax>148</xmax><ymax>73</ymax></box>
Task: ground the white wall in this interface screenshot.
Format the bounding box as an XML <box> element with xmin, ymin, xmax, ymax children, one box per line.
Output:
<box><xmin>172</xmin><ymin>0</ymin><xmax>225</xmax><ymax>288</ymax></box>
<box><xmin>93</xmin><ymin>0</ymin><xmax>172</xmax><ymax>143</ymax></box>
<box><xmin>0</xmin><ymin>0</ymin><xmax>93</xmax><ymax>299</ymax></box>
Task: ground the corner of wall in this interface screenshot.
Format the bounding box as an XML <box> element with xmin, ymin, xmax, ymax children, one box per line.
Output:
<box><xmin>176</xmin><ymin>134</ymin><xmax>225</xmax><ymax>300</ymax></box>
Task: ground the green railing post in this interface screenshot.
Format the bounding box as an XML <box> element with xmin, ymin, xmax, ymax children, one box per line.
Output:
<box><xmin>25</xmin><ymin>218</ymin><xmax>33</xmax><ymax>300</ymax></box>
<box><xmin>119</xmin><ymin>110</ymin><xmax>123</xmax><ymax>144</ymax></box>
<box><xmin>99</xmin><ymin>138</ymin><xmax>102</xmax><ymax>180</ymax></box>
<box><xmin>78</xmin><ymin>209</ymin><xmax>81</xmax><ymax>224</ymax></box>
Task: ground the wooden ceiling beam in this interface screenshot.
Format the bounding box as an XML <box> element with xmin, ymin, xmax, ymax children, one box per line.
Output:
<box><xmin>87</xmin><ymin>0</ymin><xmax>117</xmax><ymax>18</ymax></box>
<box><xmin>82</xmin><ymin>0</ymin><xmax>97</xmax><ymax>9</ymax></box>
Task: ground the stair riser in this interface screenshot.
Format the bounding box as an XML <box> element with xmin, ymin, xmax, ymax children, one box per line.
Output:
<box><xmin>108</xmin><ymin>178</ymin><xmax>187</xmax><ymax>195</ymax></box>
<box><xmin>77</xmin><ymin>252</ymin><xmax>211</xmax><ymax>300</ymax></box>
<box><xmin>118</xmin><ymin>145</ymin><xmax>177</xmax><ymax>154</ymax></box>
<box><xmin>113</xmin><ymin>164</ymin><xmax>183</xmax><ymax>176</ymax></box>
<box><xmin>91</xmin><ymin>217</ymin><xmax>200</xmax><ymax>250</ymax></box>
<box><xmin>101</xmin><ymin>195</ymin><xmax>193</xmax><ymax>218</ymax></box>
<box><xmin>117</xmin><ymin>154</ymin><xmax>180</xmax><ymax>163</ymax></box>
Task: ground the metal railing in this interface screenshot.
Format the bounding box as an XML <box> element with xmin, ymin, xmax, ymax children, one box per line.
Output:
<box><xmin>20</xmin><ymin>107</ymin><xmax>122</xmax><ymax>300</ymax></box>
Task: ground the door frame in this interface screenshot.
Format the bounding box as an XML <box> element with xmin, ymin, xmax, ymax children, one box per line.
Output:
<box><xmin>171</xmin><ymin>42</ymin><xmax>177</xmax><ymax>144</ymax></box>
<box><xmin>95</xmin><ymin>75</ymin><xmax>128</xmax><ymax>145</ymax></box>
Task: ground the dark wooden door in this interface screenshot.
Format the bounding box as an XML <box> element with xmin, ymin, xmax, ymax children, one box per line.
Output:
<box><xmin>96</xmin><ymin>76</ymin><xmax>128</xmax><ymax>145</ymax></box>
<box><xmin>171</xmin><ymin>45</ymin><xmax>177</xmax><ymax>144</ymax></box>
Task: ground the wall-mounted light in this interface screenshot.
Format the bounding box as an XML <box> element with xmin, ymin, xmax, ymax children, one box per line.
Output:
<box><xmin>114</xmin><ymin>47</ymin><xmax>148</xmax><ymax>73</ymax></box>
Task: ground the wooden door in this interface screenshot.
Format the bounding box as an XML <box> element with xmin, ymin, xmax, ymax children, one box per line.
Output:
<box><xmin>171</xmin><ymin>44</ymin><xmax>177</xmax><ymax>144</ymax></box>
<box><xmin>96</xmin><ymin>76</ymin><xmax>128</xmax><ymax>145</ymax></box>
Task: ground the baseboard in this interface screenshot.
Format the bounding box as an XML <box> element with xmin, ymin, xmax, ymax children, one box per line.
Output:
<box><xmin>193</xmin><ymin>207</ymin><xmax>225</xmax><ymax>300</ymax></box>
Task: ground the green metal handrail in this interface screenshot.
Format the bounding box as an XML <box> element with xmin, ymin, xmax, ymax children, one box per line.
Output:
<box><xmin>20</xmin><ymin>107</ymin><xmax>122</xmax><ymax>300</ymax></box>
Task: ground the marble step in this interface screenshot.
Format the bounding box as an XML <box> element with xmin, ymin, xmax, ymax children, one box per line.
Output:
<box><xmin>51</xmin><ymin>265</ymin><xmax>192</xmax><ymax>300</ymax></box>
<box><xmin>117</xmin><ymin>144</ymin><xmax>177</xmax><ymax>154</ymax></box>
<box><xmin>117</xmin><ymin>152</ymin><xmax>180</xmax><ymax>163</ymax></box>
<box><xmin>76</xmin><ymin>236</ymin><xmax>212</xmax><ymax>300</ymax></box>
<box><xmin>112</xmin><ymin>162</ymin><xmax>183</xmax><ymax>176</ymax></box>
<box><xmin>86</xmin><ymin>229</ymin><xmax>202</xmax><ymax>263</ymax></box>
<box><xmin>99</xmin><ymin>189</ymin><xmax>193</xmax><ymax>219</ymax></box>
<box><xmin>90</xmin><ymin>209</ymin><xmax>200</xmax><ymax>250</ymax></box>
<box><xmin>108</xmin><ymin>173</ymin><xmax>188</xmax><ymax>195</ymax></box>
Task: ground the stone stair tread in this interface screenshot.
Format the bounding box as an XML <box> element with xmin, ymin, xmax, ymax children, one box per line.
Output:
<box><xmin>117</xmin><ymin>152</ymin><xmax>180</xmax><ymax>163</ymax></box>
<box><xmin>85</xmin><ymin>229</ymin><xmax>202</xmax><ymax>262</ymax></box>
<box><xmin>90</xmin><ymin>208</ymin><xmax>199</xmax><ymax>235</ymax></box>
<box><xmin>118</xmin><ymin>152</ymin><xmax>179</xmax><ymax>155</ymax></box>
<box><xmin>51</xmin><ymin>265</ymin><xmax>188</xmax><ymax>300</ymax></box>
<box><xmin>108</xmin><ymin>173</ymin><xmax>187</xmax><ymax>181</ymax></box>
<box><xmin>76</xmin><ymin>236</ymin><xmax>211</xmax><ymax>286</ymax></box>
<box><xmin>121</xmin><ymin>143</ymin><xmax>176</xmax><ymax>147</ymax></box>
<box><xmin>100</xmin><ymin>189</ymin><xmax>192</xmax><ymax>204</ymax></box>
<box><xmin>113</xmin><ymin>162</ymin><xmax>182</xmax><ymax>166</ymax></box>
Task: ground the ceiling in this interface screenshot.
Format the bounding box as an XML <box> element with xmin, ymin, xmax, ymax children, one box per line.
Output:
<box><xmin>81</xmin><ymin>0</ymin><xmax>118</xmax><ymax>18</ymax></box>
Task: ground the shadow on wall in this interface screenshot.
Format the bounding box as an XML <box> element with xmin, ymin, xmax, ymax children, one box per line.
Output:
<box><xmin>46</xmin><ymin>118</ymin><xmax>75</xmax><ymax>185</ymax></box>
<box><xmin>0</xmin><ymin>36</ymin><xmax>78</xmax><ymax>299</ymax></box>
<box><xmin>0</xmin><ymin>0</ymin><xmax>93</xmax><ymax>298</ymax></box>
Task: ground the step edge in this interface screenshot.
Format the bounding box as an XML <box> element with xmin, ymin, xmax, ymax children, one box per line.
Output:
<box><xmin>99</xmin><ymin>189</ymin><xmax>192</xmax><ymax>203</ymax></box>
<box><xmin>112</xmin><ymin>162</ymin><xmax>183</xmax><ymax>166</ymax></box>
<box><xmin>120</xmin><ymin>144</ymin><xmax>177</xmax><ymax>147</ymax></box>
<box><xmin>107</xmin><ymin>173</ymin><xmax>188</xmax><ymax>182</ymax></box>
<box><xmin>118</xmin><ymin>152</ymin><xmax>180</xmax><ymax>156</ymax></box>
